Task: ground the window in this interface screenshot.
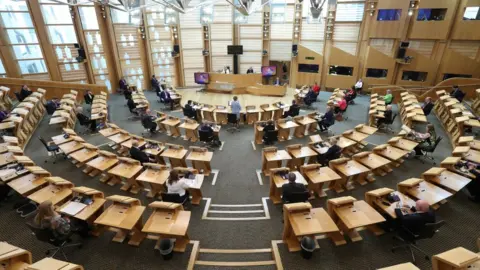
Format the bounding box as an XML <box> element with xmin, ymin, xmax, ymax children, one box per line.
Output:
<box><xmin>41</xmin><ymin>5</ymin><xmax>73</xmax><ymax>24</ymax></box>
<box><xmin>271</xmin><ymin>4</ymin><xmax>286</xmax><ymax>23</ymax></box>
<box><xmin>329</xmin><ymin>65</ymin><xmax>353</xmax><ymax>76</ymax></box>
<box><xmin>377</xmin><ymin>9</ymin><xmax>401</xmax><ymax>21</ymax></box>
<box><xmin>366</xmin><ymin>68</ymin><xmax>388</xmax><ymax>78</ymax></box>
<box><xmin>402</xmin><ymin>71</ymin><xmax>428</xmax><ymax>82</ymax></box>
<box><xmin>18</xmin><ymin>60</ymin><xmax>48</xmax><ymax>74</ymax></box>
<box><xmin>0</xmin><ymin>0</ymin><xmax>28</xmax><ymax>11</ymax></box>
<box><xmin>48</xmin><ymin>26</ymin><xmax>78</xmax><ymax>44</ymax></box>
<box><xmin>298</xmin><ymin>64</ymin><xmax>319</xmax><ymax>73</ymax></box>
<box><xmin>6</xmin><ymin>29</ymin><xmax>38</xmax><ymax>44</ymax></box>
<box><xmin>12</xmin><ymin>45</ymin><xmax>43</xmax><ymax>59</ymax></box>
<box><xmin>463</xmin><ymin>6</ymin><xmax>480</xmax><ymax>20</ymax></box>
<box><xmin>0</xmin><ymin>13</ymin><xmax>33</xmax><ymax>27</ymax></box>
<box><xmin>79</xmin><ymin>6</ymin><xmax>99</xmax><ymax>30</ymax></box>
<box><xmin>0</xmin><ymin>58</ymin><xmax>6</xmax><ymax>77</ymax></box>
<box><xmin>417</xmin><ymin>9</ymin><xmax>447</xmax><ymax>21</ymax></box>
<box><xmin>443</xmin><ymin>73</ymin><xmax>472</xmax><ymax>80</ymax></box>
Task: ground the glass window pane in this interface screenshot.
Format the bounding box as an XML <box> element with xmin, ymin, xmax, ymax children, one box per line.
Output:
<box><xmin>13</xmin><ymin>45</ymin><xmax>44</xmax><ymax>59</ymax></box>
<box><xmin>6</xmin><ymin>29</ymin><xmax>38</xmax><ymax>44</ymax></box>
<box><xmin>0</xmin><ymin>12</ymin><xmax>33</xmax><ymax>27</ymax></box>
<box><xmin>0</xmin><ymin>59</ymin><xmax>6</xmax><ymax>74</ymax></box>
<box><xmin>111</xmin><ymin>9</ymin><xmax>130</xmax><ymax>23</ymax></box>
<box><xmin>18</xmin><ymin>60</ymin><xmax>48</xmax><ymax>74</ymax></box>
<box><xmin>79</xmin><ymin>7</ymin><xmax>99</xmax><ymax>29</ymax></box>
<box><xmin>41</xmin><ymin>5</ymin><xmax>73</xmax><ymax>24</ymax></box>
<box><xmin>48</xmin><ymin>25</ymin><xmax>78</xmax><ymax>44</ymax></box>
<box><xmin>0</xmin><ymin>0</ymin><xmax>28</xmax><ymax>12</ymax></box>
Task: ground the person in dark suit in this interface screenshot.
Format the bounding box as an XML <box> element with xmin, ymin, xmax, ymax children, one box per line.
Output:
<box><xmin>282</xmin><ymin>100</ymin><xmax>300</xmax><ymax>118</ymax></box>
<box><xmin>20</xmin><ymin>85</ymin><xmax>32</xmax><ymax>100</ymax></box>
<box><xmin>45</xmin><ymin>98</ymin><xmax>60</xmax><ymax>115</ymax></box>
<box><xmin>262</xmin><ymin>120</ymin><xmax>276</xmax><ymax>142</ymax></box>
<box><xmin>450</xmin><ymin>85</ymin><xmax>465</xmax><ymax>102</ymax></box>
<box><xmin>467</xmin><ymin>162</ymin><xmax>480</xmax><ymax>202</ymax></box>
<box><xmin>160</xmin><ymin>90</ymin><xmax>173</xmax><ymax>110</ymax></box>
<box><xmin>376</xmin><ymin>105</ymin><xmax>393</xmax><ymax>128</ymax></box>
<box><xmin>119</xmin><ymin>77</ymin><xmax>129</xmax><ymax>93</ymax></box>
<box><xmin>422</xmin><ymin>97</ymin><xmax>434</xmax><ymax>116</ymax></box>
<box><xmin>127</xmin><ymin>97</ymin><xmax>137</xmax><ymax>114</ymax></box>
<box><xmin>130</xmin><ymin>140</ymin><xmax>153</xmax><ymax>164</ymax></box>
<box><xmin>318</xmin><ymin>106</ymin><xmax>334</xmax><ymax>132</ymax></box>
<box><xmin>84</xmin><ymin>90</ymin><xmax>94</xmax><ymax>105</ymax></box>
<box><xmin>246</xmin><ymin>67</ymin><xmax>254</xmax><ymax>74</ymax></box>
<box><xmin>184</xmin><ymin>100</ymin><xmax>196</xmax><ymax>120</ymax></box>
<box><xmin>141</xmin><ymin>109</ymin><xmax>157</xmax><ymax>133</ymax></box>
<box><xmin>151</xmin><ymin>75</ymin><xmax>160</xmax><ymax>92</ymax></box>
<box><xmin>76</xmin><ymin>107</ymin><xmax>96</xmax><ymax>132</ymax></box>
<box><xmin>200</xmin><ymin>123</ymin><xmax>221</xmax><ymax>145</ymax></box>
<box><xmin>304</xmin><ymin>88</ymin><xmax>317</xmax><ymax>106</ymax></box>
<box><xmin>282</xmin><ymin>172</ymin><xmax>308</xmax><ymax>203</ymax></box>
<box><xmin>317</xmin><ymin>137</ymin><xmax>342</xmax><ymax>165</ymax></box>
<box><xmin>394</xmin><ymin>200</ymin><xmax>435</xmax><ymax>235</ymax></box>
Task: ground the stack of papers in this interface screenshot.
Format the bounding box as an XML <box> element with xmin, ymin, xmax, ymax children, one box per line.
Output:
<box><xmin>62</xmin><ymin>201</ymin><xmax>87</xmax><ymax>216</ymax></box>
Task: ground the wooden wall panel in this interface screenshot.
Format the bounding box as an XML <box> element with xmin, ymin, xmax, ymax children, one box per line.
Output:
<box><xmin>409</xmin><ymin>0</ymin><xmax>458</xmax><ymax>40</ymax></box>
<box><xmin>451</xmin><ymin>0</ymin><xmax>480</xmax><ymax>40</ymax></box>
<box><xmin>291</xmin><ymin>45</ymin><xmax>323</xmax><ymax>87</ymax></box>
<box><xmin>395</xmin><ymin>48</ymin><xmax>439</xmax><ymax>87</ymax></box>
<box><xmin>325</xmin><ymin>46</ymin><xmax>359</xmax><ymax>89</ymax></box>
<box><xmin>363</xmin><ymin>47</ymin><xmax>396</xmax><ymax>90</ymax></box>
<box><xmin>437</xmin><ymin>48</ymin><xmax>480</xmax><ymax>82</ymax></box>
<box><xmin>368</xmin><ymin>0</ymin><xmax>410</xmax><ymax>38</ymax></box>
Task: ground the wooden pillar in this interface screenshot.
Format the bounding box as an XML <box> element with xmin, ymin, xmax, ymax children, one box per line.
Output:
<box><xmin>103</xmin><ymin>6</ymin><xmax>123</xmax><ymax>88</ymax></box>
<box><xmin>71</xmin><ymin>6</ymin><xmax>95</xmax><ymax>85</ymax></box>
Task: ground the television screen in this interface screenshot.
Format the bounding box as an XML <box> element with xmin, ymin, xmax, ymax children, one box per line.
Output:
<box><xmin>377</xmin><ymin>9</ymin><xmax>402</xmax><ymax>21</ymax></box>
<box><xmin>227</xmin><ymin>45</ymin><xmax>243</xmax><ymax>55</ymax></box>
<box><xmin>366</xmin><ymin>68</ymin><xmax>388</xmax><ymax>78</ymax></box>
<box><xmin>261</xmin><ymin>66</ymin><xmax>277</xmax><ymax>76</ymax></box>
<box><xmin>194</xmin><ymin>72</ymin><xmax>209</xmax><ymax>84</ymax></box>
<box><xmin>329</xmin><ymin>65</ymin><xmax>353</xmax><ymax>76</ymax></box>
<box><xmin>298</xmin><ymin>64</ymin><xmax>319</xmax><ymax>73</ymax></box>
<box><xmin>464</xmin><ymin>7</ymin><xmax>480</xmax><ymax>20</ymax></box>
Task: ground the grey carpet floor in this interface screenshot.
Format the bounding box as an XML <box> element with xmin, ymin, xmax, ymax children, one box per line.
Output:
<box><xmin>0</xmin><ymin>90</ymin><xmax>478</xmax><ymax>270</ymax></box>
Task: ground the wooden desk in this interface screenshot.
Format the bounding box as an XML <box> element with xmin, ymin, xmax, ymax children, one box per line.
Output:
<box><xmin>342</xmin><ymin>130</ymin><xmax>369</xmax><ymax>143</ymax></box>
<box><xmin>201</xmin><ymin>106</ymin><xmax>215</xmax><ymax>122</ymax></box>
<box><xmin>246</xmin><ymin>107</ymin><xmax>261</xmax><ymax>124</ymax></box>
<box><xmin>309</xmin><ymin>134</ymin><xmax>323</xmax><ymax>143</ymax></box>
<box><xmin>373</xmin><ymin>144</ymin><xmax>408</xmax><ymax>167</ymax></box>
<box><xmin>162</xmin><ymin>117</ymin><xmax>182</xmax><ymax>137</ymax></box>
<box><xmin>142</xmin><ymin>202</ymin><xmax>191</xmax><ymax>252</ymax></box>
<box><xmin>214</xmin><ymin>106</ymin><xmax>228</xmax><ymax>125</ymax></box>
<box><xmin>261</xmin><ymin>105</ymin><xmax>277</xmax><ymax>121</ymax></box>
<box><xmin>422</xmin><ymin>167</ymin><xmax>471</xmax><ymax>194</ymax></box>
<box><xmin>94</xmin><ymin>196</ymin><xmax>146</xmax><ymax>246</ymax></box>
<box><xmin>379</xmin><ymin>263</ymin><xmax>419</xmax><ymax>270</ymax></box>
<box><xmin>301</xmin><ymin>164</ymin><xmax>341</xmax><ymax>198</ymax></box>
<box><xmin>99</xmin><ymin>126</ymin><xmax>120</xmax><ymax>137</ymax></box>
<box><xmin>286</xmin><ymin>145</ymin><xmax>317</xmax><ymax>170</ymax></box>
<box><xmin>7</xmin><ymin>167</ymin><xmax>50</xmax><ymax>196</ymax></box>
<box><xmin>173</xmin><ymin>168</ymin><xmax>205</xmax><ymax>205</ymax></box>
<box><xmin>0</xmin><ymin>242</ymin><xmax>32</xmax><ymax>269</ymax></box>
<box><xmin>179</xmin><ymin>121</ymin><xmax>200</xmax><ymax>142</ymax></box>
<box><xmin>27</xmin><ymin>177</ymin><xmax>73</xmax><ymax>206</ymax></box>
<box><xmin>0</xmin><ymin>151</ymin><xmax>15</xmax><ymax>167</ymax></box>
<box><xmin>27</xmin><ymin>257</ymin><xmax>83</xmax><ymax>270</ymax></box>
<box><xmin>161</xmin><ymin>147</ymin><xmax>188</xmax><ymax>167</ymax></box>
<box><xmin>440</xmin><ymin>156</ymin><xmax>476</xmax><ymax>179</ymax></box>
<box><xmin>388</xmin><ymin>137</ymin><xmax>419</xmax><ymax>152</ymax></box>
<box><xmin>262</xmin><ymin>149</ymin><xmax>292</xmax><ymax>175</ymax></box>
<box><xmin>453</xmin><ymin>147</ymin><xmax>480</xmax><ymax>164</ymax></box>
<box><xmin>432</xmin><ymin>247</ymin><xmax>480</xmax><ymax>270</ymax></box>
<box><xmin>277</xmin><ymin>120</ymin><xmax>299</xmax><ymax>141</ymax></box>
<box><xmin>328</xmin><ymin>197</ymin><xmax>385</xmax><ymax>242</ymax></box>
<box><xmin>293</xmin><ymin>116</ymin><xmax>317</xmax><ymax>138</ymax></box>
<box><xmin>186</xmin><ymin>148</ymin><xmax>213</xmax><ymax>176</ymax></box>
<box><xmin>84</xmin><ymin>151</ymin><xmax>119</xmax><ymax>181</ymax></box>
<box><xmin>365</xmin><ymin>188</ymin><xmax>416</xmax><ymax>219</ymax></box>
<box><xmin>353</xmin><ymin>152</ymin><xmax>392</xmax><ymax>177</ymax></box>
<box><xmin>119</xmin><ymin>137</ymin><xmax>146</xmax><ymax>156</ymax></box>
<box><xmin>283</xmin><ymin>203</ymin><xmax>345</xmax><ymax>252</ymax></box>
<box><xmin>254</xmin><ymin>122</ymin><xmax>277</xmax><ymax>145</ymax></box>
<box><xmin>58</xmin><ymin>138</ymin><xmax>85</xmax><ymax>155</ymax></box>
<box><xmin>337</xmin><ymin>137</ymin><xmax>358</xmax><ymax>155</ymax></box>
<box><xmin>107</xmin><ymin>132</ymin><xmax>131</xmax><ymax>145</ymax></box>
<box><xmin>51</xmin><ymin>134</ymin><xmax>73</xmax><ymax>145</ymax></box>
<box><xmin>143</xmin><ymin>142</ymin><xmax>166</xmax><ymax>164</ymax></box>
<box><xmin>269</xmin><ymin>169</ymin><xmax>308</xmax><ymax>204</ymax></box>
<box><xmin>329</xmin><ymin>158</ymin><xmax>370</xmax><ymax>193</ymax></box>
<box><xmin>108</xmin><ymin>158</ymin><xmax>144</xmax><ymax>194</ymax></box>
<box><xmin>136</xmin><ymin>164</ymin><xmax>169</xmax><ymax>198</ymax></box>
<box><xmin>69</xmin><ymin>144</ymin><xmax>98</xmax><ymax>168</ymax></box>
<box><xmin>398</xmin><ymin>178</ymin><xmax>453</xmax><ymax>209</ymax></box>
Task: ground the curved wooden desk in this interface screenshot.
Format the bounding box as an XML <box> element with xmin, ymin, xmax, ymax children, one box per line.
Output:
<box><xmin>207</xmin><ymin>73</ymin><xmax>286</xmax><ymax>97</ymax></box>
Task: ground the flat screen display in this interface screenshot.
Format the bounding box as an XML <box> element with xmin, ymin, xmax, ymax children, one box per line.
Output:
<box><xmin>298</xmin><ymin>64</ymin><xmax>319</xmax><ymax>73</ymax></box>
<box><xmin>194</xmin><ymin>72</ymin><xmax>209</xmax><ymax>84</ymax></box>
<box><xmin>227</xmin><ymin>45</ymin><xmax>243</xmax><ymax>55</ymax></box>
<box><xmin>261</xmin><ymin>66</ymin><xmax>277</xmax><ymax>77</ymax></box>
<box><xmin>464</xmin><ymin>7</ymin><xmax>480</xmax><ymax>20</ymax></box>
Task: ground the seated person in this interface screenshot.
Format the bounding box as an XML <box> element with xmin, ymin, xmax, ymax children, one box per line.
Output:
<box><xmin>282</xmin><ymin>100</ymin><xmax>299</xmax><ymax>118</ymax></box>
<box><xmin>160</xmin><ymin>90</ymin><xmax>173</xmax><ymax>110</ymax></box>
<box><xmin>383</xmin><ymin>89</ymin><xmax>393</xmax><ymax>105</ymax></box>
<box><xmin>129</xmin><ymin>140</ymin><xmax>154</xmax><ymax>164</ymax></box>
<box><xmin>200</xmin><ymin>122</ymin><xmax>221</xmax><ymax>146</ymax></box>
<box><xmin>422</xmin><ymin>97</ymin><xmax>434</xmax><ymax>116</ymax></box>
<box><xmin>76</xmin><ymin>107</ymin><xmax>97</xmax><ymax>132</ymax></box>
<box><xmin>0</xmin><ymin>110</ymin><xmax>9</xmax><ymax>122</ymax></box>
<box><xmin>262</xmin><ymin>120</ymin><xmax>276</xmax><ymax>141</ymax></box>
<box><xmin>354</xmin><ymin>79</ymin><xmax>363</xmax><ymax>94</ymax></box>
<box><xmin>166</xmin><ymin>171</ymin><xmax>190</xmax><ymax>202</ymax></box>
<box><xmin>282</xmin><ymin>172</ymin><xmax>308</xmax><ymax>203</ymax></box>
<box><xmin>274</xmin><ymin>77</ymin><xmax>280</xmax><ymax>86</ymax></box>
<box><xmin>334</xmin><ymin>97</ymin><xmax>347</xmax><ymax>114</ymax></box>
<box><xmin>394</xmin><ymin>200</ymin><xmax>435</xmax><ymax>236</ymax></box>
<box><xmin>246</xmin><ymin>67</ymin><xmax>254</xmax><ymax>74</ymax></box>
<box><xmin>318</xmin><ymin>106</ymin><xmax>334</xmax><ymax>132</ymax></box>
<box><xmin>123</xmin><ymin>87</ymin><xmax>132</xmax><ymax>101</ymax></box>
<box><xmin>450</xmin><ymin>85</ymin><xmax>465</xmax><ymax>102</ymax></box>
<box><xmin>184</xmin><ymin>100</ymin><xmax>196</xmax><ymax>120</ymax></box>
<box><xmin>467</xmin><ymin>162</ymin><xmax>480</xmax><ymax>202</ymax></box>
<box><xmin>20</xmin><ymin>85</ymin><xmax>32</xmax><ymax>100</ymax></box>
<box><xmin>317</xmin><ymin>137</ymin><xmax>342</xmax><ymax>166</ymax></box>
<box><xmin>304</xmin><ymin>88</ymin><xmax>317</xmax><ymax>106</ymax></box>
<box><xmin>376</xmin><ymin>105</ymin><xmax>393</xmax><ymax>127</ymax></box>
<box><xmin>34</xmin><ymin>200</ymin><xmax>72</xmax><ymax>239</ymax></box>
<box><xmin>151</xmin><ymin>75</ymin><xmax>160</xmax><ymax>92</ymax></box>
<box><xmin>127</xmin><ymin>97</ymin><xmax>137</xmax><ymax>114</ymax></box>
<box><xmin>45</xmin><ymin>98</ymin><xmax>60</xmax><ymax>115</ymax></box>
<box><xmin>84</xmin><ymin>90</ymin><xmax>94</xmax><ymax>105</ymax></box>
<box><xmin>344</xmin><ymin>87</ymin><xmax>356</xmax><ymax>103</ymax></box>
<box><xmin>312</xmin><ymin>82</ymin><xmax>320</xmax><ymax>96</ymax></box>
<box><xmin>119</xmin><ymin>77</ymin><xmax>129</xmax><ymax>93</ymax></box>
<box><xmin>140</xmin><ymin>109</ymin><xmax>157</xmax><ymax>133</ymax></box>
<box><xmin>411</xmin><ymin>124</ymin><xmax>436</xmax><ymax>156</ymax></box>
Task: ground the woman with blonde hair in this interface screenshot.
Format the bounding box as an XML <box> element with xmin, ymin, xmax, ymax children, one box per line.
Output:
<box><xmin>34</xmin><ymin>200</ymin><xmax>71</xmax><ymax>238</ymax></box>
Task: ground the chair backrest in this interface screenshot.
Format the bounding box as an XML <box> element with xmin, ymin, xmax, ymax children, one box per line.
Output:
<box><xmin>418</xmin><ymin>220</ymin><xmax>445</xmax><ymax>240</ymax></box>
<box><xmin>182</xmin><ymin>107</ymin><xmax>189</xmax><ymax>117</ymax></box>
<box><xmin>15</xmin><ymin>92</ymin><xmax>23</xmax><ymax>102</ymax></box>
<box><xmin>290</xmin><ymin>106</ymin><xmax>300</xmax><ymax>117</ymax></box>
<box><xmin>427</xmin><ymin>136</ymin><xmax>443</xmax><ymax>152</ymax></box>
<box><xmin>199</xmin><ymin>129</ymin><xmax>213</xmax><ymax>142</ymax></box>
<box><xmin>227</xmin><ymin>113</ymin><xmax>238</xmax><ymax>124</ymax></box>
<box><xmin>162</xmin><ymin>193</ymin><xmax>186</xmax><ymax>204</ymax></box>
<box><xmin>265</xmin><ymin>130</ymin><xmax>278</xmax><ymax>142</ymax></box>
<box><xmin>26</xmin><ymin>222</ymin><xmax>56</xmax><ymax>244</ymax></box>
<box><xmin>286</xmin><ymin>191</ymin><xmax>310</xmax><ymax>203</ymax></box>
<box><xmin>38</xmin><ymin>136</ymin><xmax>49</xmax><ymax>149</ymax></box>
<box><xmin>388</xmin><ymin>113</ymin><xmax>397</xmax><ymax>125</ymax></box>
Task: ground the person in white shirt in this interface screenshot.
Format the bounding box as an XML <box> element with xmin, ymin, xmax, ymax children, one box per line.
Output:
<box><xmin>354</xmin><ymin>79</ymin><xmax>363</xmax><ymax>94</ymax></box>
<box><xmin>166</xmin><ymin>171</ymin><xmax>191</xmax><ymax>201</ymax></box>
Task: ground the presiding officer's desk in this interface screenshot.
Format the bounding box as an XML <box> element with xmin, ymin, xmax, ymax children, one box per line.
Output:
<box><xmin>206</xmin><ymin>73</ymin><xmax>287</xmax><ymax>97</ymax></box>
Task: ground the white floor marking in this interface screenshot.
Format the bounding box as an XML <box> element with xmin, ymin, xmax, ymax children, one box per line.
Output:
<box><xmin>262</xmin><ymin>197</ymin><xmax>270</xmax><ymax>219</ymax></box>
<box><xmin>95</xmin><ymin>142</ymin><xmax>111</xmax><ymax>148</ymax></box>
<box><xmin>211</xmin><ymin>170</ymin><xmax>219</xmax><ymax>185</ymax></box>
<box><xmin>202</xmin><ymin>197</ymin><xmax>271</xmax><ymax>221</ymax></box>
<box><xmin>219</xmin><ymin>141</ymin><xmax>225</xmax><ymax>151</ymax></box>
<box><xmin>256</xmin><ymin>169</ymin><xmax>263</xmax><ymax>185</ymax></box>
<box><xmin>208</xmin><ymin>210</ymin><xmax>265</xmax><ymax>214</ymax></box>
<box><xmin>210</xmin><ymin>204</ymin><xmax>262</xmax><ymax>207</ymax></box>
<box><xmin>202</xmin><ymin>198</ymin><xmax>212</xmax><ymax>219</ymax></box>
<box><xmin>251</xmin><ymin>141</ymin><xmax>256</xmax><ymax>150</ymax></box>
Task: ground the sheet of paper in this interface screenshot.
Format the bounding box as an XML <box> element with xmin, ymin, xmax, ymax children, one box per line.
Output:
<box><xmin>61</xmin><ymin>201</ymin><xmax>87</xmax><ymax>216</ymax></box>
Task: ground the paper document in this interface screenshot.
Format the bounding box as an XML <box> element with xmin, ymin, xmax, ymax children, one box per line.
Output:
<box><xmin>62</xmin><ymin>201</ymin><xmax>87</xmax><ymax>216</ymax></box>
<box><xmin>401</xmin><ymin>125</ymin><xmax>412</xmax><ymax>134</ymax></box>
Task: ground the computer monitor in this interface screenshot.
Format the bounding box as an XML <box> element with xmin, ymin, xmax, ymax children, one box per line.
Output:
<box><xmin>261</xmin><ymin>66</ymin><xmax>277</xmax><ymax>77</ymax></box>
<box><xmin>227</xmin><ymin>45</ymin><xmax>243</xmax><ymax>55</ymax></box>
<box><xmin>194</xmin><ymin>72</ymin><xmax>209</xmax><ymax>84</ymax></box>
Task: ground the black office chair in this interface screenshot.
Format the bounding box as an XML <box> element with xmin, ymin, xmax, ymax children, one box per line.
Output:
<box><xmin>198</xmin><ymin>129</ymin><xmax>216</xmax><ymax>151</ymax></box>
<box><xmin>39</xmin><ymin>136</ymin><xmax>62</xmax><ymax>164</ymax></box>
<box><xmin>284</xmin><ymin>191</ymin><xmax>310</xmax><ymax>204</ymax></box>
<box><xmin>289</xmin><ymin>106</ymin><xmax>300</xmax><ymax>118</ymax></box>
<box><xmin>75</xmin><ymin>114</ymin><xmax>92</xmax><ymax>135</ymax></box>
<box><xmin>26</xmin><ymin>222</ymin><xmax>82</xmax><ymax>260</ymax></box>
<box><xmin>381</xmin><ymin>113</ymin><xmax>397</xmax><ymax>134</ymax></box>
<box><xmin>391</xmin><ymin>220</ymin><xmax>445</xmax><ymax>263</ymax></box>
<box><xmin>162</xmin><ymin>192</ymin><xmax>188</xmax><ymax>205</ymax></box>
<box><xmin>14</xmin><ymin>92</ymin><xmax>24</xmax><ymax>102</ymax></box>
<box><xmin>226</xmin><ymin>113</ymin><xmax>239</xmax><ymax>133</ymax></box>
<box><xmin>263</xmin><ymin>130</ymin><xmax>278</xmax><ymax>145</ymax></box>
<box><xmin>140</xmin><ymin>115</ymin><xmax>157</xmax><ymax>137</ymax></box>
<box><xmin>182</xmin><ymin>107</ymin><xmax>195</xmax><ymax>119</ymax></box>
<box><xmin>418</xmin><ymin>136</ymin><xmax>443</xmax><ymax>165</ymax></box>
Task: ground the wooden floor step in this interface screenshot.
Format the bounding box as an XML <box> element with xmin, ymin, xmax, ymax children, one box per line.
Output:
<box><xmin>199</xmin><ymin>248</ymin><xmax>272</xmax><ymax>254</ymax></box>
<box><xmin>195</xmin><ymin>260</ymin><xmax>276</xmax><ymax>267</ymax></box>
